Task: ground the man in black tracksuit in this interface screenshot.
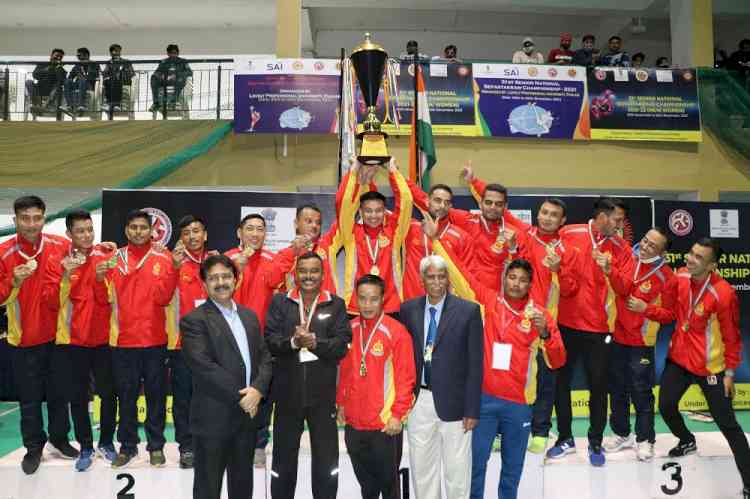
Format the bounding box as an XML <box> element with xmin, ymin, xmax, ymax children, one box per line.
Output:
<box><xmin>265</xmin><ymin>251</ymin><xmax>352</xmax><ymax>499</ymax></box>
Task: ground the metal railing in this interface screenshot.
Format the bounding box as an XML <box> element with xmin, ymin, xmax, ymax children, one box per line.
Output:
<box><xmin>0</xmin><ymin>58</ymin><xmax>233</xmax><ymax>121</ymax></box>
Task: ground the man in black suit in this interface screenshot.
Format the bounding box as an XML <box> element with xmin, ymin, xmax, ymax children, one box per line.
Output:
<box><xmin>400</xmin><ymin>253</ymin><xmax>483</xmax><ymax>499</ymax></box>
<box><xmin>180</xmin><ymin>254</ymin><xmax>272</xmax><ymax>499</ymax></box>
<box><xmin>265</xmin><ymin>251</ymin><xmax>352</xmax><ymax>499</ymax></box>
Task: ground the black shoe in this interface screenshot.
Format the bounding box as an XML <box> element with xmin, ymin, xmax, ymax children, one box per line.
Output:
<box><xmin>179</xmin><ymin>450</ymin><xmax>194</xmax><ymax>469</ymax></box>
<box><xmin>150</xmin><ymin>450</ymin><xmax>166</xmax><ymax>467</ymax></box>
<box><xmin>48</xmin><ymin>441</ymin><xmax>80</xmax><ymax>460</ymax></box>
<box><xmin>21</xmin><ymin>450</ymin><xmax>42</xmax><ymax>475</ymax></box>
<box><xmin>668</xmin><ymin>439</ymin><xmax>697</xmax><ymax>457</ymax></box>
<box><xmin>112</xmin><ymin>451</ymin><xmax>137</xmax><ymax>468</ymax></box>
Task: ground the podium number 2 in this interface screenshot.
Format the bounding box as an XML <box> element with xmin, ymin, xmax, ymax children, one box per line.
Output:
<box><xmin>117</xmin><ymin>473</ymin><xmax>135</xmax><ymax>499</ymax></box>
<box><xmin>661</xmin><ymin>462</ymin><xmax>683</xmax><ymax>495</ymax></box>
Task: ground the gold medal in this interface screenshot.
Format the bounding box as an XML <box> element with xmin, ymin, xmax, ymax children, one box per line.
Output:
<box><xmin>682</xmin><ymin>322</ymin><xmax>689</xmax><ymax>332</ymax></box>
<box><xmin>108</xmin><ymin>254</ymin><xmax>119</xmax><ymax>269</ymax></box>
<box><xmin>359</xmin><ymin>359</ymin><xmax>367</xmax><ymax>377</ymax></box>
<box><xmin>370</xmin><ymin>265</ymin><xmax>380</xmax><ymax>276</ymax></box>
<box><xmin>26</xmin><ymin>259</ymin><xmax>38</xmax><ymax>272</ymax></box>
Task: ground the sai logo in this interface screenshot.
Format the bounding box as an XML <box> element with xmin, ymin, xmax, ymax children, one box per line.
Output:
<box><xmin>669</xmin><ymin>209</ymin><xmax>693</xmax><ymax>237</ymax></box>
<box><xmin>142</xmin><ymin>207</ymin><xmax>172</xmax><ymax>246</ymax></box>
<box><xmin>261</xmin><ymin>207</ymin><xmax>278</xmax><ymax>233</ymax></box>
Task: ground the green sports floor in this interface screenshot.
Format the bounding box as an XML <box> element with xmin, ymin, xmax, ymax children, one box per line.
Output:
<box><xmin>0</xmin><ymin>401</ymin><xmax>748</xmax><ymax>458</ymax></box>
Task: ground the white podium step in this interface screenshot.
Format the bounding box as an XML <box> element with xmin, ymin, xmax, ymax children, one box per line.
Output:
<box><xmin>0</xmin><ymin>432</ymin><xmax>745</xmax><ymax>498</ymax></box>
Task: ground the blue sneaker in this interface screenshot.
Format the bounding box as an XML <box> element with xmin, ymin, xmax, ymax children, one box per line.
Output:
<box><xmin>588</xmin><ymin>445</ymin><xmax>606</xmax><ymax>467</ymax></box>
<box><xmin>75</xmin><ymin>448</ymin><xmax>95</xmax><ymax>472</ymax></box>
<box><xmin>546</xmin><ymin>438</ymin><xmax>576</xmax><ymax>459</ymax></box>
<box><xmin>97</xmin><ymin>444</ymin><xmax>117</xmax><ymax>463</ymax></box>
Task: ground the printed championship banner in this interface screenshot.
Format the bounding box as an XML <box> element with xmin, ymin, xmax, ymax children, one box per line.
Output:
<box><xmin>587</xmin><ymin>67</ymin><xmax>702</xmax><ymax>142</ymax></box>
<box><xmin>233</xmin><ymin>59</ymin><xmax>341</xmax><ymax>134</ymax></box>
<box><xmin>357</xmin><ymin>61</ymin><xmax>477</xmax><ymax>137</ymax></box>
<box><xmin>655</xmin><ymin>201</ymin><xmax>750</xmax><ymax>411</ymax></box>
<box><xmin>472</xmin><ymin>63</ymin><xmax>590</xmax><ymax>140</ymax></box>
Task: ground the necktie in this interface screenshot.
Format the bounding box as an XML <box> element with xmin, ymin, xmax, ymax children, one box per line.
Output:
<box><xmin>425</xmin><ymin>306</ymin><xmax>437</xmax><ymax>386</ymax></box>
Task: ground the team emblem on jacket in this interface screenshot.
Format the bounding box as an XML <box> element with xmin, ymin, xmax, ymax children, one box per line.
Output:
<box><xmin>153</xmin><ymin>262</ymin><xmax>161</xmax><ymax>276</ymax></box>
<box><xmin>370</xmin><ymin>340</ymin><xmax>385</xmax><ymax>356</ymax></box>
<box><xmin>519</xmin><ymin>318</ymin><xmax>531</xmax><ymax>332</ymax></box>
<box><xmin>639</xmin><ymin>281</ymin><xmax>652</xmax><ymax>293</ymax></box>
<box><xmin>378</xmin><ymin>234</ymin><xmax>390</xmax><ymax>248</ymax></box>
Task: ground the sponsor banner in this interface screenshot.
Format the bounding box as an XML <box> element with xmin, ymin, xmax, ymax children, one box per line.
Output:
<box><xmin>234</xmin><ymin>59</ymin><xmax>341</xmax><ymax>134</ymax></box>
<box><xmin>472</xmin><ymin>63</ymin><xmax>589</xmax><ymax>140</ymax></box>
<box><xmin>588</xmin><ymin>67</ymin><xmax>702</xmax><ymax>142</ymax></box>
<box><xmin>357</xmin><ymin>61</ymin><xmax>477</xmax><ymax>136</ymax></box>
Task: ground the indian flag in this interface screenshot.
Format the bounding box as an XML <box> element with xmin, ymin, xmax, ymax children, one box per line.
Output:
<box><xmin>408</xmin><ymin>64</ymin><xmax>436</xmax><ymax>190</ymax></box>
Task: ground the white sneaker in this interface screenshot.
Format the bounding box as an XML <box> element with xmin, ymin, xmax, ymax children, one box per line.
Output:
<box><xmin>603</xmin><ymin>434</ymin><xmax>635</xmax><ymax>453</ymax></box>
<box><xmin>636</xmin><ymin>441</ymin><xmax>654</xmax><ymax>461</ymax></box>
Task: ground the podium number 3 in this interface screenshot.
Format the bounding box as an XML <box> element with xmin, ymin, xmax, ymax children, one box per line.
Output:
<box><xmin>117</xmin><ymin>473</ymin><xmax>135</xmax><ymax>499</ymax></box>
<box><xmin>661</xmin><ymin>462</ymin><xmax>683</xmax><ymax>495</ymax></box>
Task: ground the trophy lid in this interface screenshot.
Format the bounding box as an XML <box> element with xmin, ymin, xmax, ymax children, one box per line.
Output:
<box><xmin>352</xmin><ymin>33</ymin><xmax>386</xmax><ymax>55</ymax></box>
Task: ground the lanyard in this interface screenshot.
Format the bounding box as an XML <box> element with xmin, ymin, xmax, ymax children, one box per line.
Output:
<box><xmin>184</xmin><ymin>249</ymin><xmax>205</xmax><ymax>265</ymax></box>
<box><xmin>632</xmin><ymin>258</ymin><xmax>666</xmax><ymax>284</ymax></box>
<box><xmin>686</xmin><ymin>276</ymin><xmax>711</xmax><ymax>323</ymax></box>
<box><xmin>480</xmin><ymin>214</ymin><xmax>504</xmax><ymax>235</ymax></box>
<box><xmin>17</xmin><ymin>238</ymin><xmax>44</xmax><ymax>262</ymax></box>
<box><xmin>359</xmin><ymin>313</ymin><xmax>385</xmax><ymax>377</ymax></box>
<box><xmin>588</xmin><ymin>219</ymin><xmax>609</xmax><ymax>251</ymax></box>
<box><xmin>499</xmin><ymin>298</ymin><xmax>534</xmax><ymax>341</ymax></box>
<box><xmin>118</xmin><ymin>247</ymin><xmax>153</xmax><ymax>275</ymax></box>
<box><xmin>530</xmin><ymin>229</ymin><xmax>561</xmax><ymax>256</ymax></box>
<box><xmin>298</xmin><ymin>293</ymin><xmax>320</xmax><ymax>330</ymax></box>
<box><xmin>365</xmin><ymin>233</ymin><xmax>381</xmax><ymax>264</ymax></box>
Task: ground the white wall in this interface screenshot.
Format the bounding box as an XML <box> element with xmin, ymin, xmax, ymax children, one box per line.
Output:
<box><xmin>0</xmin><ymin>27</ymin><xmax>277</xmax><ymax>58</ymax></box>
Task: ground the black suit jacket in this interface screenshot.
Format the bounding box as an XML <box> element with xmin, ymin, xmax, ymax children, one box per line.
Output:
<box><xmin>180</xmin><ymin>300</ymin><xmax>272</xmax><ymax>438</ymax></box>
<box><xmin>400</xmin><ymin>294</ymin><xmax>483</xmax><ymax>421</ymax></box>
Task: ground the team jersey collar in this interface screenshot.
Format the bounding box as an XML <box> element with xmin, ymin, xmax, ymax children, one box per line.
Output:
<box><xmin>504</xmin><ymin>295</ymin><xmax>529</xmax><ymax>312</ymax></box>
<box><xmin>127</xmin><ymin>242</ymin><xmax>151</xmax><ymax>259</ymax></box>
<box><xmin>16</xmin><ymin>234</ymin><xmax>43</xmax><ymax>256</ymax></box>
<box><xmin>363</xmin><ymin>224</ymin><xmax>381</xmax><ymax>238</ymax></box>
<box><xmin>286</xmin><ymin>286</ymin><xmax>332</xmax><ymax>304</ymax></box>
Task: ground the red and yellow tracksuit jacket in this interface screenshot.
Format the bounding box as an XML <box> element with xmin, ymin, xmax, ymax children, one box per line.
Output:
<box><xmin>608</xmin><ymin>254</ymin><xmax>677</xmax><ymax>347</ymax></box>
<box><xmin>43</xmin><ymin>245</ymin><xmax>114</xmax><ymax>347</ymax></box>
<box><xmin>434</xmin><ymin>240</ymin><xmax>566</xmax><ymax>405</ymax></box>
<box><xmin>0</xmin><ymin>234</ymin><xmax>70</xmax><ymax>347</ymax></box>
<box><xmin>558</xmin><ymin>222</ymin><xmax>632</xmax><ymax>333</ymax></box>
<box><xmin>336</xmin><ymin>314</ymin><xmax>416</xmax><ymax>430</ymax></box>
<box><xmin>95</xmin><ymin>243</ymin><xmax>178</xmax><ymax>348</ymax></box>
<box><xmin>517</xmin><ymin>228</ymin><xmax>579</xmax><ymax>322</ymax></box>
<box><xmin>411</xmin><ymin>177</ymin><xmax>526</xmax><ymax>293</ymax></box>
<box><xmin>403</xmin><ymin>216</ymin><xmax>473</xmax><ymax>301</ymax></box>
<box><xmin>669</xmin><ymin>269</ymin><xmax>741</xmax><ymax>376</ymax></box>
<box><xmin>166</xmin><ymin>250</ymin><xmax>209</xmax><ymax>350</ymax></box>
<box><xmin>338</xmin><ymin>168</ymin><xmax>413</xmax><ymax>314</ymax></box>
<box><xmin>224</xmin><ymin>247</ymin><xmax>282</xmax><ymax>333</ymax></box>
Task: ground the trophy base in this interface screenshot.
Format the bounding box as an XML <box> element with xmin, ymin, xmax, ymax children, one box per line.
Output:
<box><xmin>357</xmin><ymin>131</ymin><xmax>390</xmax><ymax>166</ymax></box>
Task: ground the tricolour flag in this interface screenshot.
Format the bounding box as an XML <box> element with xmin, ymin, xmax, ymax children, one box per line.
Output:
<box><xmin>408</xmin><ymin>65</ymin><xmax>436</xmax><ymax>190</ymax></box>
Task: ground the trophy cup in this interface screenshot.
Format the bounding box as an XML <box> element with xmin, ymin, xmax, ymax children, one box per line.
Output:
<box><xmin>350</xmin><ymin>33</ymin><xmax>390</xmax><ymax>165</ymax></box>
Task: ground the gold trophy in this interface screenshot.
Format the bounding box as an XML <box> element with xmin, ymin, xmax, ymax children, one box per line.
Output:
<box><xmin>351</xmin><ymin>33</ymin><xmax>390</xmax><ymax>165</ymax></box>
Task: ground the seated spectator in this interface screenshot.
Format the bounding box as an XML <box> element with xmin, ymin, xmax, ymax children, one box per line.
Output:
<box><xmin>149</xmin><ymin>44</ymin><xmax>193</xmax><ymax>112</ymax></box>
<box><xmin>572</xmin><ymin>34</ymin><xmax>600</xmax><ymax>67</ymax></box>
<box><xmin>103</xmin><ymin>43</ymin><xmax>135</xmax><ymax>112</ymax></box>
<box><xmin>655</xmin><ymin>57</ymin><xmax>671</xmax><ymax>69</ymax></box>
<box><xmin>28</xmin><ymin>48</ymin><xmax>67</xmax><ymax>111</ymax></box>
<box><xmin>432</xmin><ymin>44</ymin><xmax>460</xmax><ymax>63</ymax></box>
<box><xmin>728</xmin><ymin>39</ymin><xmax>750</xmax><ymax>74</ymax></box>
<box><xmin>600</xmin><ymin>36</ymin><xmax>630</xmax><ymax>67</ymax></box>
<box><xmin>548</xmin><ymin>33</ymin><xmax>574</xmax><ymax>65</ymax></box>
<box><xmin>512</xmin><ymin>37</ymin><xmax>544</xmax><ymax>64</ymax></box>
<box><xmin>400</xmin><ymin>40</ymin><xmax>429</xmax><ymax>61</ymax></box>
<box><xmin>63</xmin><ymin>48</ymin><xmax>100</xmax><ymax>113</ymax></box>
<box><xmin>631</xmin><ymin>52</ymin><xmax>646</xmax><ymax>68</ymax></box>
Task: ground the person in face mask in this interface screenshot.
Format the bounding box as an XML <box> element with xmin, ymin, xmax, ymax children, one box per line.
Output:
<box><xmin>150</xmin><ymin>43</ymin><xmax>193</xmax><ymax>112</ymax></box>
<box><xmin>512</xmin><ymin>37</ymin><xmax>545</xmax><ymax>64</ymax></box>
<box><xmin>102</xmin><ymin>44</ymin><xmax>135</xmax><ymax>112</ymax></box>
<box><xmin>573</xmin><ymin>34</ymin><xmax>601</xmax><ymax>67</ymax></box>
<box><xmin>602</xmin><ymin>227</ymin><xmax>677</xmax><ymax>462</ymax></box>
